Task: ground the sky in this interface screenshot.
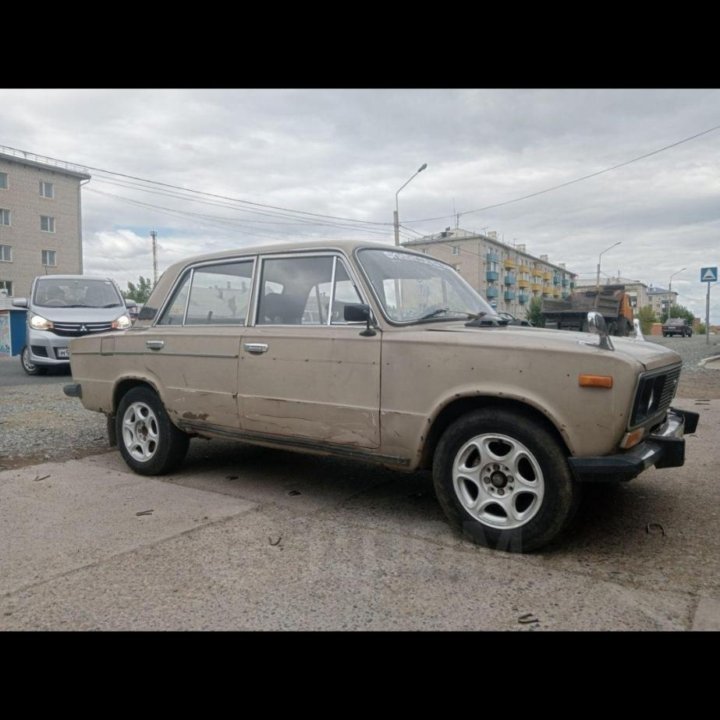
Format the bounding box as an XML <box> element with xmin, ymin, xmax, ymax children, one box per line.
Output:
<box><xmin>1</xmin><ymin>88</ymin><xmax>719</xmax><ymax>321</ymax></box>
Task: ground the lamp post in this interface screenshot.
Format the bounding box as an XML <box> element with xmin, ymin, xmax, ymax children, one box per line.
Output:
<box><xmin>596</xmin><ymin>241</ymin><xmax>621</xmax><ymax>291</ymax></box>
<box><xmin>667</xmin><ymin>267</ymin><xmax>686</xmax><ymax>319</ymax></box>
<box><xmin>394</xmin><ymin>163</ymin><xmax>427</xmax><ymax>246</ymax></box>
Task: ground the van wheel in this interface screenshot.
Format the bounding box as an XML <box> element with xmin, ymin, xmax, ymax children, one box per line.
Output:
<box><xmin>20</xmin><ymin>347</ymin><xmax>45</xmax><ymax>376</ymax></box>
<box><xmin>433</xmin><ymin>408</ymin><xmax>579</xmax><ymax>553</ymax></box>
<box><xmin>116</xmin><ymin>386</ymin><xmax>189</xmax><ymax>475</ymax></box>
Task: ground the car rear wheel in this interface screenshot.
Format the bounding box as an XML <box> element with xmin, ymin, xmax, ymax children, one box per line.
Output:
<box><xmin>433</xmin><ymin>408</ymin><xmax>579</xmax><ymax>553</ymax></box>
<box><xmin>20</xmin><ymin>346</ymin><xmax>45</xmax><ymax>376</ymax></box>
<box><xmin>116</xmin><ymin>386</ymin><xmax>189</xmax><ymax>475</ymax></box>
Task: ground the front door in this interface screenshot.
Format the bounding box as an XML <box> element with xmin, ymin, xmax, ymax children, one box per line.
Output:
<box><xmin>239</xmin><ymin>253</ymin><xmax>381</xmax><ymax>449</ymax></box>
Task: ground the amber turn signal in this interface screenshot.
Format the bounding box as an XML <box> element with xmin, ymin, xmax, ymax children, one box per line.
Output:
<box><xmin>578</xmin><ymin>374</ymin><xmax>613</xmax><ymax>388</ymax></box>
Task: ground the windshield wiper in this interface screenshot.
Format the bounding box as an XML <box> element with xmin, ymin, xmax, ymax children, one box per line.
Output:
<box><xmin>416</xmin><ymin>308</ymin><xmax>480</xmax><ymax>322</ymax></box>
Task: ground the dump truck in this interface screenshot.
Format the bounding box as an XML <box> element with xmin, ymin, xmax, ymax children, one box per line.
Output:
<box><xmin>540</xmin><ymin>284</ymin><xmax>634</xmax><ymax>336</ymax></box>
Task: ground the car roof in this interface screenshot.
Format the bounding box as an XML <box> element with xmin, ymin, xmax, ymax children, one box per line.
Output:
<box><xmin>163</xmin><ymin>239</ymin><xmax>411</xmax><ymax>271</ymax></box>
<box><xmin>34</xmin><ymin>275</ymin><xmax>116</xmax><ymax>282</ymax></box>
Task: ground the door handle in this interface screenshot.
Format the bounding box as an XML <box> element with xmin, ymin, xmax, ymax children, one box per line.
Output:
<box><xmin>146</xmin><ymin>340</ymin><xmax>165</xmax><ymax>351</ymax></box>
<box><xmin>244</xmin><ymin>342</ymin><xmax>269</xmax><ymax>354</ymax></box>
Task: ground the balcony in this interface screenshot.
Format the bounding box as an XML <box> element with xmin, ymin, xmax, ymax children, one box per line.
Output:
<box><xmin>518</xmin><ymin>293</ymin><xmax>529</xmax><ymax>304</ymax></box>
<box><xmin>503</xmin><ymin>258</ymin><xmax>517</xmax><ymax>269</ymax></box>
<box><xmin>504</xmin><ymin>274</ymin><xmax>516</xmax><ymax>286</ymax></box>
<box><xmin>553</xmin><ymin>274</ymin><xmax>561</xmax><ymax>286</ymax></box>
<box><xmin>518</xmin><ymin>265</ymin><xmax>530</xmax><ymax>274</ymax></box>
<box><xmin>486</xmin><ymin>271</ymin><xmax>499</xmax><ymax>282</ymax></box>
<box><xmin>562</xmin><ymin>277</ymin><xmax>569</xmax><ymax>287</ymax></box>
<box><xmin>531</xmin><ymin>283</ymin><xmax>543</xmax><ymax>292</ymax></box>
<box><xmin>486</xmin><ymin>286</ymin><xmax>499</xmax><ymax>299</ymax></box>
<box><xmin>504</xmin><ymin>290</ymin><xmax>515</xmax><ymax>301</ymax></box>
<box><xmin>486</xmin><ymin>252</ymin><xmax>499</xmax><ymax>263</ymax></box>
<box><xmin>517</xmin><ymin>279</ymin><xmax>530</xmax><ymax>289</ymax></box>
<box><xmin>543</xmin><ymin>271</ymin><xmax>552</xmax><ymax>281</ymax></box>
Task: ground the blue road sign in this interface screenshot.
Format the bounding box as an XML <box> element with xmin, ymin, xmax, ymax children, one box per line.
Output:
<box><xmin>701</xmin><ymin>267</ymin><xmax>718</xmax><ymax>282</ymax></box>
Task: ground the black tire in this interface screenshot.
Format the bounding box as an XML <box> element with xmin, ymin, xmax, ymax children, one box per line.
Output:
<box><xmin>433</xmin><ymin>407</ymin><xmax>579</xmax><ymax>553</ymax></box>
<box><xmin>20</xmin><ymin>346</ymin><xmax>46</xmax><ymax>376</ymax></box>
<box><xmin>116</xmin><ymin>386</ymin><xmax>189</xmax><ymax>475</ymax></box>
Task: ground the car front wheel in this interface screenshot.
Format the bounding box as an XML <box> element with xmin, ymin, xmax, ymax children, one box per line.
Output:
<box><xmin>433</xmin><ymin>408</ymin><xmax>579</xmax><ymax>552</ymax></box>
<box><xmin>20</xmin><ymin>346</ymin><xmax>45</xmax><ymax>375</ymax></box>
<box><xmin>116</xmin><ymin>386</ymin><xmax>189</xmax><ymax>475</ymax></box>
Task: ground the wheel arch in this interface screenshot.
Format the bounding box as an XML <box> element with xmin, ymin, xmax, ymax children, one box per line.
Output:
<box><xmin>419</xmin><ymin>395</ymin><xmax>571</xmax><ymax>471</ymax></box>
<box><xmin>112</xmin><ymin>377</ymin><xmax>162</xmax><ymax>415</ymax></box>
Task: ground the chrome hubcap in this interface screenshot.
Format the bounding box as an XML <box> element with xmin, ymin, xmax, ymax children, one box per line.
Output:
<box><xmin>452</xmin><ymin>433</ymin><xmax>545</xmax><ymax>529</ymax></box>
<box><xmin>122</xmin><ymin>402</ymin><xmax>159</xmax><ymax>462</ymax></box>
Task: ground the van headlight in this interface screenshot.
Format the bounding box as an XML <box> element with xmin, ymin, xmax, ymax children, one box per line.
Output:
<box><xmin>112</xmin><ymin>314</ymin><xmax>132</xmax><ymax>330</ymax></box>
<box><xmin>30</xmin><ymin>314</ymin><xmax>54</xmax><ymax>330</ymax></box>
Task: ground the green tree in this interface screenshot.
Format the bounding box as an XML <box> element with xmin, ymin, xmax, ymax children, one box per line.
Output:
<box><xmin>660</xmin><ymin>303</ymin><xmax>694</xmax><ymax>324</ymax></box>
<box><xmin>637</xmin><ymin>305</ymin><xmax>657</xmax><ymax>335</ymax></box>
<box><xmin>526</xmin><ymin>295</ymin><xmax>545</xmax><ymax>327</ymax></box>
<box><xmin>123</xmin><ymin>276</ymin><xmax>153</xmax><ymax>304</ymax></box>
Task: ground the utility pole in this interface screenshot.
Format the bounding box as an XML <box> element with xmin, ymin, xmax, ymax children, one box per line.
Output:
<box><xmin>150</xmin><ymin>230</ymin><xmax>158</xmax><ymax>286</ymax></box>
<box><xmin>394</xmin><ymin>163</ymin><xmax>427</xmax><ymax>246</ymax></box>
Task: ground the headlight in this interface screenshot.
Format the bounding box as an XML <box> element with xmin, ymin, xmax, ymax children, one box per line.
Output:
<box><xmin>112</xmin><ymin>314</ymin><xmax>132</xmax><ymax>330</ymax></box>
<box><xmin>30</xmin><ymin>314</ymin><xmax>53</xmax><ymax>330</ymax></box>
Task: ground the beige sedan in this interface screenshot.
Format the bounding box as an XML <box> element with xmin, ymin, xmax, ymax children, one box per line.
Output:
<box><xmin>66</xmin><ymin>240</ymin><xmax>698</xmax><ymax>552</ymax></box>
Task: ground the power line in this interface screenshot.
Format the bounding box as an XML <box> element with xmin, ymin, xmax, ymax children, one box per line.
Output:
<box><xmin>404</xmin><ymin>121</ymin><xmax>720</xmax><ymax>224</ymax></box>
<box><xmin>0</xmin><ymin>144</ymin><xmax>393</xmax><ymax>229</ymax></box>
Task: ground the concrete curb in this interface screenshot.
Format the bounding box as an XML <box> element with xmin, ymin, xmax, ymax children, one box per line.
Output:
<box><xmin>698</xmin><ymin>355</ymin><xmax>720</xmax><ymax>370</ymax></box>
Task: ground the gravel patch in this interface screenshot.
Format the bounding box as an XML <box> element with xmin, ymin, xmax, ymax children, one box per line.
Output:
<box><xmin>0</xmin><ymin>383</ymin><xmax>109</xmax><ymax>470</ymax></box>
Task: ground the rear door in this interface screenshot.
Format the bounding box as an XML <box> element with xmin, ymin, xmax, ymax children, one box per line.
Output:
<box><xmin>128</xmin><ymin>258</ymin><xmax>255</xmax><ymax>429</ymax></box>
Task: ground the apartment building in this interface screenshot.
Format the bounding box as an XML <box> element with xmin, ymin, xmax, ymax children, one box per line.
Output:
<box><xmin>647</xmin><ymin>286</ymin><xmax>678</xmax><ymax>318</ymax></box>
<box><xmin>0</xmin><ymin>149</ymin><xmax>91</xmax><ymax>299</ymax></box>
<box><xmin>402</xmin><ymin>228</ymin><xmax>577</xmax><ymax>318</ymax></box>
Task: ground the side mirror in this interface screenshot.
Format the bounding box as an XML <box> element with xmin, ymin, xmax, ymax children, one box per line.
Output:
<box><xmin>587</xmin><ymin>310</ymin><xmax>614</xmax><ymax>350</ymax></box>
<box><xmin>344</xmin><ymin>303</ymin><xmax>377</xmax><ymax>337</ymax></box>
<box><xmin>12</xmin><ymin>298</ymin><xmax>28</xmax><ymax>308</ymax></box>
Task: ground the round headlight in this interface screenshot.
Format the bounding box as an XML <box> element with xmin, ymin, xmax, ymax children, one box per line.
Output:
<box><xmin>112</xmin><ymin>314</ymin><xmax>132</xmax><ymax>330</ymax></box>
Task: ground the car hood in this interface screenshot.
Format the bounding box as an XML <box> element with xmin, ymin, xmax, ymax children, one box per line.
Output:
<box><xmin>29</xmin><ymin>306</ymin><xmax>127</xmax><ymax>322</ymax></box>
<box><xmin>417</xmin><ymin>323</ymin><xmax>681</xmax><ymax>372</ymax></box>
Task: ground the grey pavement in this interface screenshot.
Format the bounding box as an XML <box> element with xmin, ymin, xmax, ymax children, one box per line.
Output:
<box><xmin>1</xmin><ymin>396</ymin><xmax>719</xmax><ymax>631</ymax></box>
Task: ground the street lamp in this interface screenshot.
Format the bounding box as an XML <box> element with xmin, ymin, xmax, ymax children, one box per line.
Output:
<box><xmin>596</xmin><ymin>241</ymin><xmax>622</xmax><ymax>291</ymax></box>
<box><xmin>667</xmin><ymin>267</ymin><xmax>686</xmax><ymax>318</ymax></box>
<box><xmin>394</xmin><ymin>163</ymin><xmax>427</xmax><ymax>246</ymax></box>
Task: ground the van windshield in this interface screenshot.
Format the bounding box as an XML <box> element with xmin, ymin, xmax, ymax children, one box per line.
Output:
<box><xmin>33</xmin><ymin>278</ymin><xmax>123</xmax><ymax>308</ymax></box>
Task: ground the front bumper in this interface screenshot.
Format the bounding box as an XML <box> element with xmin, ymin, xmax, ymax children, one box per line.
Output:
<box><xmin>27</xmin><ymin>329</ymin><xmax>71</xmax><ymax>366</ymax></box>
<box><xmin>568</xmin><ymin>407</ymin><xmax>699</xmax><ymax>483</ymax></box>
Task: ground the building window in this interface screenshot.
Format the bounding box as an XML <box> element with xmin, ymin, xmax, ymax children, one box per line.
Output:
<box><xmin>40</xmin><ymin>181</ymin><xmax>55</xmax><ymax>198</ymax></box>
<box><xmin>0</xmin><ymin>280</ymin><xmax>12</xmax><ymax>296</ymax></box>
<box><xmin>41</xmin><ymin>215</ymin><xmax>55</xmax><ymax>233</ymax></box>
<box><xmin>0</xmin><ymin>172</ymin><xmax>7</xmax><ymax>189</ymax></box>
<box><xmin>451</xmin><ymin>246</ymin><xmax>460</xmax><ymax>256</ymax></box>
<box><xmin>42</xmin><ymin>250</ymin><xmax>57</xmax><ymax>267</ymax></box>
<box><xmin>0</xmin><ymin>209</ymin><xmax>10</xmax><ymax>226</ymax></box>
<box><xmin>0</xmin><ymin>244</ymin><xmax>12</xmax><ymax>262</ymax></box>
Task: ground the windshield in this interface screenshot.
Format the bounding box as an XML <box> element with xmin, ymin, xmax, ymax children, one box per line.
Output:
<box><xmin>356</xmin><ymin>248</ymin><xmax>496</xmax><ymax>324</ymax></box>
<box><xmin>33</xmin><ymin>278</ymin><xmax>123</xmax><ymax>308</ymax></box>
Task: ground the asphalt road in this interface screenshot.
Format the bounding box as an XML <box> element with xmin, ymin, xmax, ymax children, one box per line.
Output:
<box><xmin>0</xmin><ymin>356</ymin><xmax>71</xmax><ymax>387</ymax></box>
